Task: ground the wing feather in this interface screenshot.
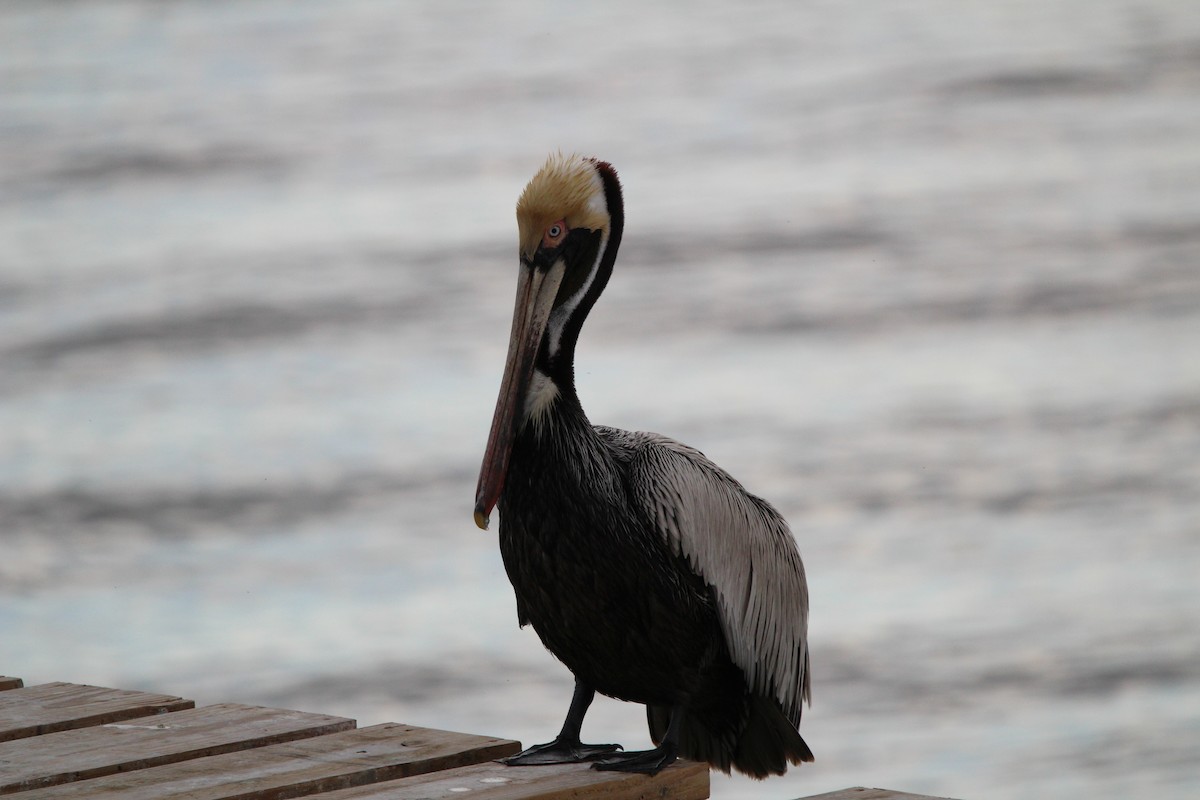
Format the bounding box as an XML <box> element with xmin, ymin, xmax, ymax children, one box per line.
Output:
<box><xmin>606</xmin><ymin>428</ymin><xmax>812</xmax><ymax>722</ymax></box>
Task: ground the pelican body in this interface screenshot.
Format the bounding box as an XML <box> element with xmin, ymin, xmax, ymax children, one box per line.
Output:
<box><xmin>474</xmin><ymin>154</ymin><xmax>812</xmax><ymax>778</ymax></box>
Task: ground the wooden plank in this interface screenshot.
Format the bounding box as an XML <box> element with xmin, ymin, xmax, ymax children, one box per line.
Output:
<box><xmin>0</xmin><ymin>702</ymin><xmax>354</xmax><ymax>795</ymax></box>
<box><xmin>0</xmin><ymin>680</ymin><xmax>22</xmax><ymax>692</ymax></box>
<box><xmin>13</xmin><ymin>722</ymin><xmax>520</xmax><ymax>800</ymax></box>
<box><xmin>796</xmin><ymin>788</ymin><xmax>962</xmax><ymax>800</ymax></box>
<box><xmin>297</xmin><ymin>759</ymin><xmax>710</xmax><ymax>800</ymax></box>
<box><xmin>0</xmin><ymin>682</ymin><xmax>193</xmax><ymax>742</ymax></box>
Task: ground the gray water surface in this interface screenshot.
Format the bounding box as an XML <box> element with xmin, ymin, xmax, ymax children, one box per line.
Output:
<box><xmin>2</xmin><ymin>2</ymin><xmax>1199</xmax><ymax>798</ymax></box>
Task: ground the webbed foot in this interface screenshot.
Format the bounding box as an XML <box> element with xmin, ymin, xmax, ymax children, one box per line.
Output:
<box><xmin>591</xmin><ymin>744</ymin><xmax>677</xmax><ymax>775</ymax></box>
<box><xmin>502</xmin><ymin>736</ymin><xmax>623</xmax><ymax>765</ymax></box>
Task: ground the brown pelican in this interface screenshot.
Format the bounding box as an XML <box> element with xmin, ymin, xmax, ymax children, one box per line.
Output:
<box><xmin>473</xmin><ymin>153</ymin><xmax>812</xmax><ymax>778</ymax></box>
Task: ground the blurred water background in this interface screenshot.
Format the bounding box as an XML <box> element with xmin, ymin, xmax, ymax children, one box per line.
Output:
<box><xmin>2</xmin><ymin>1</ymin><xmax>1199</xmax><ymax>798</ymax></box>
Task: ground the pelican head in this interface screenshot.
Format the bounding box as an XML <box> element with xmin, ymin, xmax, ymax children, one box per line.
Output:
<box><xmin>474</xmin><ymin>154</ymin><xmax>624</xmax><ymax>530</ymax></box>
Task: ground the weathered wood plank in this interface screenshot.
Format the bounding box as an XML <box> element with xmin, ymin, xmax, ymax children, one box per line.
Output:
<box><xmin>0</xmin><ymin>702</ymin><xmax>354</xmax><ymax>795</ymax></box>
<box><xmin>796</xmin><ymin>788</ymin><xmax>962</xmax><ymax>800</ymax></box>
<box><xmin>0</xmin><ymin>680</ymin><xmax>22</xmax><ymax>692</ymax></box>
<box><xmin>12</xmin><ymin>722</ymin><xmax>520</xmax><ymax>800</ymax></box>
<box><xmin>297</xmin><ymin>759</ymin><xmax>710</xmax><ymax>800</ymax></box>
<box><xmin>0</xmin><ymin>682</ymin><xmax>193</xmax><ymax>742</ymax></box>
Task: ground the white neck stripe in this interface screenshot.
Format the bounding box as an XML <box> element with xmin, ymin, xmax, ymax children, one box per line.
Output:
<box><xmin>546</xmin><ymin>228</ymin><xmax>609</xmax><ymax>361</ymax></box>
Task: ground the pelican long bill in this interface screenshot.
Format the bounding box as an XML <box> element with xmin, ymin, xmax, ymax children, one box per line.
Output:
<box><xmin>473</xmin><ymin>259</ymin><xmax>564</xmax><ymax>530</ymax></box>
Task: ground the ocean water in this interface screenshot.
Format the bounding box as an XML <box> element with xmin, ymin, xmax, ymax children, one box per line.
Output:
<box><xmin>2</xmin><ymin>2</ymin><xmax>1199</xmax><ymax>798</ymax></box>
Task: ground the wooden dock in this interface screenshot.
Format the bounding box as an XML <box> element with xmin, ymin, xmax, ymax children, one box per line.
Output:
<box><xmin>0</xmin><ymin>677</ymin><xmax>954</xmax><ymax>800</ymax></box>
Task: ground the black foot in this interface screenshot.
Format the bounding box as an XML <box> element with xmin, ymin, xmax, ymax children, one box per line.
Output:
<box><xmin>591</xmin><ymin>745</ymin><xmax>677</xmax><ymax>775</ymax></box>
<box><xmin>502</xmin><ymin>736</ymin><xmax>623</xmax><ymax>766</ymax></box>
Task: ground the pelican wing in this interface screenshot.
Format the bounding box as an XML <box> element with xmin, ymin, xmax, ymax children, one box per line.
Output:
<box><xmin>603</xmin><ymin>428</ymin><xmax>811</xmax><ymax>723</ymax></box>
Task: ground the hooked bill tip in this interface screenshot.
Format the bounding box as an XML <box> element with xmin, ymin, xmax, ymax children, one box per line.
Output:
<box><xmin>473</xmin><ymin>508</ymin><xmax>490</xmax><ymax>531</ymax></box>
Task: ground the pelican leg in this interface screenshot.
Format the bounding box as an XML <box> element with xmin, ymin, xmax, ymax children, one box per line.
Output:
<box><xmin>592</xmin><ymin>703</ymin><xmax>681</xmax><ymax>775</ymax></box>
<box><xmin>501</xmin><ymin>680</ymin><xmax>623</xmax><ymax>765</ymax></box>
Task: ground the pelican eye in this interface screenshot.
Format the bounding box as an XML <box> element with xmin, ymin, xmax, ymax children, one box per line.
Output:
<box><xmin>542</xmin><ymin>220</ymin><xmax>568</xmax><ymax>248</ymax></box>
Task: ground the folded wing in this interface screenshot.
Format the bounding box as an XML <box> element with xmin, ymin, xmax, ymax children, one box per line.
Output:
<box><xmin>607</xmin><ymin>428</ymin><xmax>812</xmax><ymax>724</ymax></box>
